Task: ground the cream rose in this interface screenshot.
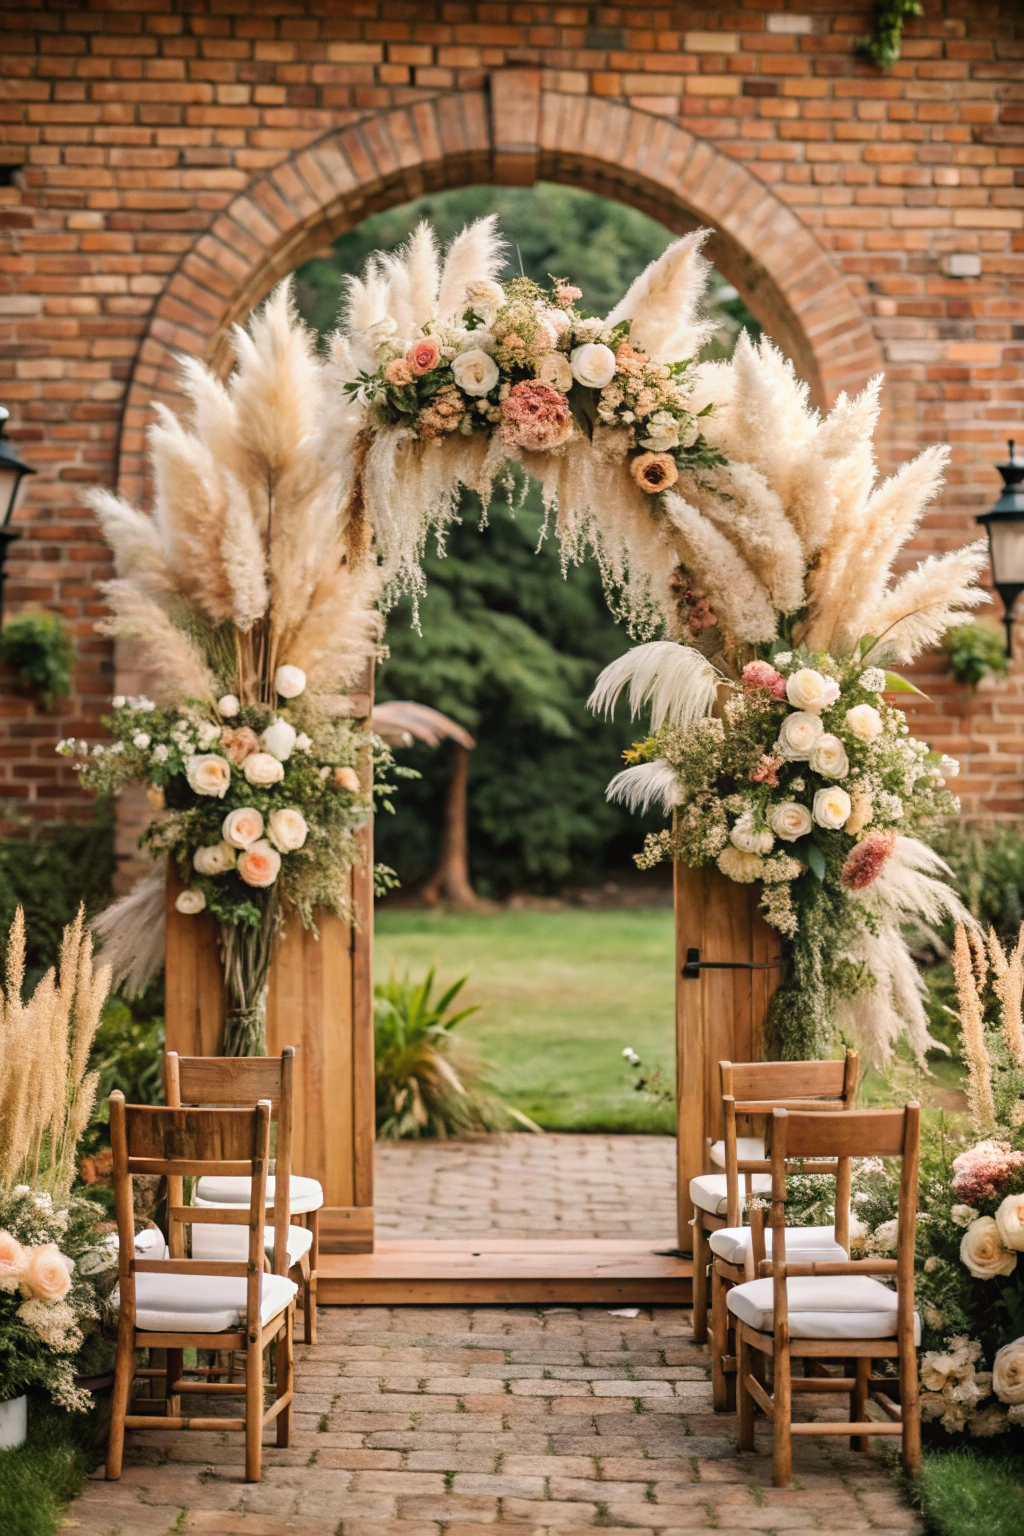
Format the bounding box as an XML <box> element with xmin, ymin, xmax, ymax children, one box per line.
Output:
<box><xmin>0</xmin><ymin>1231</ymin><xmax>27</xmax><ymax>1293</ymax></box>
<box><xmin>813</xmin><ymin>785</ymin><xmax>853</xmax><ymax>830</ymax></box>
<box><xmin>543</xmin><ymin>307</ymin><xmax>570</xmax><ymax>337</ymax></box>
<box><xmin>222</xmin><ymin>807</ymin><xmax>264</xmax><ymax>849</ymax></box>
<box><xmin>993</xmin><ymin>1337</ymin><xmax>1024</xmax><ymax>1404</ymax></box>
<box><xmin>960</xmin><ymin>1215</ymin><xmax>1018</xmax><ymax>1280</ymax></box>
<box><xmin>845</xmin><ymin>703</ymin><xmax>884</xmax><ymax>742</ymax></box>
<box><xmin>776</xmin><ymin>711</ymin><xmax>824</xmax><ymax>761</ymax></box>
<box><xmin>268</xmin><ymin>807</ymin><xmax>308</xmax><ymax>853</ymax></box>
<box><xmin>274</xmin><ymin>664</ymin><xmax>306</xmax><ymax>699</ymax></box>
<box><xmin>174</xmin><ymin>887</ymin><xmax>207</xmax><ymax>916</ymax></box>
<box><xmin>464</xmin><ymin>278</ymin><xmax>505</xmax><ymax>322</ymax></box>
<box><xmin>717</xmin><ymin>845</ymin><xmax>765</xmax><ymax>884</ymax></box>
<box><xmin>217</xmin><ymin>693</ymin><xmax>240</xmax><ymax>718</ymax></box>
<box><xmin>23</xmin><ymin>1243</ymin><xmax>73</xmax><ymax>1302</ymax></box>
<box><xmin>769</xmin><ymin>802</ymin><xmax>813</xmax><ymax>842</ymax></box>
<box><xmin>262</xmin><ymin>717</ymin><xmax>297</xmax><ymax>762</ymax></box>
<box><xmin>243</xmin><ymin>752</ymin><xmax>284</xmax><ymax>788</ymax></box>
<box><xmin>729</xmin><ymin>810</ymin><xmax>774</xmax><ymax>856</ymax></box>
<box><xmin>237</xmin><ymin>839</ymin><xmax>281</xmax><ymax>889</ymax></box>
<box><xmin>535</xmin><ymin>351</ymin><xmax>573</xmax><ymax>393</ymax></box>
<box><xmin>184</xmin><ymin>753</ymin><xmax>232</xmax><ymax>798</ymax></box>
<box><xmin>453</xmin><ymin>348</ymin><xmax>500</xmax><ymax>396</ymax></box>
<box><xmin>996</xmin><ymin>1192</ymin><xmax>1024</xmax><ymax>1251</ymax></box>
<box><xmin>809</xmin><ymin>733</ymin><xmax>850</xmax><ymax>780</ymax></box>
<box><xmin>844</xmin><ymin>790</ymin><xmax>874</xmax><ymax>836</ymax></box>
<box><xmin>570</xmin><ymin>342</ymin><xmax>617</xmax><ymax>389</ymax></box>
<box><xmin>333</xmin><ymin>765</ymin><xmax>361</xmax><ymax>794</ymax></box>
<box><xmin>786</xmin><ymin>668</ymin><xmax>841</xmax><ymax>714</ymax></box>
<box><xmin>640</xmin><ymin>411</ymin><xmax>680</xmax><ymax>453</ymax></box>
<box><xmin>192</xmin><ymin>840</ymin><xmax>237</xmax><ymax>876</ymax></box>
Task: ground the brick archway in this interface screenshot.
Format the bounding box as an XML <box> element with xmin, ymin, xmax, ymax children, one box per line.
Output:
<box><xmin>116</xmin><ymin>74</ymin><xmax>883</xmax><ymax>501</ymax></box>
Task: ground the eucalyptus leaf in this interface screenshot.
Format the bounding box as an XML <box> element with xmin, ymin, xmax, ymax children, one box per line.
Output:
<box><xmin>806</xmin><ymin>843</ymin><xmax>826</xmax><ymax>884</ymax></box>
<box><xmin>883</xmin><ymin>670</ymin><xmax>929</xmax><ymax>699</ymax></box>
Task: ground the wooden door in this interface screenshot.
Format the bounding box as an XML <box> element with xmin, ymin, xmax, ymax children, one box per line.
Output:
<box><xmin>674</xmin><ymin>862</ymin><xmax>782</xmax><ymax>1249</ymax></box>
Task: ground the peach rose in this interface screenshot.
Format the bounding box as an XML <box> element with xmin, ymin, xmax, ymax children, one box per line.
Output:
<box><xmin>629</xmin><ymin>451</ymin><xmax>678</xmax><ymax>495</ymax></box>
<box><xmin>24</xmin><ymin>1242</ymin><xmax>73</xmax><ymax>1302</ymax></box>
<box><xmin>384</xmin><ymin>357</ymin><xmax>414</xmax><ymax>387</ymax></box>
<box><xmin>222</xmin><ymin>806</ymin><xmax>265</xmax><ymax>850</ymax></box>
<box><xmin>333</xmin><ymin>765</ymin><xmax>361</xmax><ymax>794</ymax></box>
<box><xmin>220</xmin><ymin>726</ymin><xmax>260</xmax><ymax>766</ymax></box>
<box><xmin>268</xmin><ymin>807</ymin><xmax>308</xmax><ymax>853</ymax></box>
<box><xmin>0</xmin><ymin>1230</ymin><xmax>27</xmax><ymax>1293</ymax></box>
<box><xmin>237</xmin><ymin>839</ymin><xmax>281</xmax><ymax>888</ymax></box>
<box><xmin>406</xmin><ymin>336</ymin><xmax>442</xmax><ymax>375</ymax></box>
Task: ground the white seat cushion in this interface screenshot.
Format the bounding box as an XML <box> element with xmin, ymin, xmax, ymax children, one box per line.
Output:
<box><xmin>726</xmin><ymin>1275</ymin><xmax>920</xmax><ymax>1342</ymax></box>
<box><xmin>114</xmin><ymin>1272</ymin><xmax>297</xmax><ymax>1334</ymax></box>
<box><xmin>709</xmin><ymin>1137</ymin><xmax>765</xmax><ymax>1169</ymax></box>
<box><xmin>104</xmin><ymin>1227</ymin><xmax>168</xmax><ymax>1260</ymax></box>
<box><xmin>709</xmin><ymin>1225</ymin><xmax>846</xmax><ymax>1267</ymax></box>
<box><xmin>195</xmin><ymin>1173</ymin><xmax>324</xmax><ymax>1214</ymax></box>
<box><xmin>190</xmin><ymin>1221</ymin><xmax>314</xmax><ymax>1268</ymax></box>
<box><xmin>690</xmin><ymin>1173</ymin><xmax>771</xmax><ymax>1216</ymax></box>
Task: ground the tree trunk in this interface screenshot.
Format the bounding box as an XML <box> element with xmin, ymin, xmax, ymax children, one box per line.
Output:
<box><xmin>421</xmin><ymin>742</ymin><xmax>480</xmax><ymax>910</ymax></box>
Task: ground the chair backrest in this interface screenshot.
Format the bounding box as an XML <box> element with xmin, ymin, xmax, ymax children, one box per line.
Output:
<box><xmin>718</xmin><ymin>1050</ymin><xmax>859</xmax><ymax>1231</ymax></box>
<box><xmin>164</xmin><ymin>1048</ymin><xmax>295</xmax><ymax>1275</ymax></box>
<box><xmin>109</xmin><ymin>1090</ymin><xmax>271</xmax><ymax>1342</ymax></box>
<box><xmin>766</xmin><ymin>1103</ymin><xmax>921</xmax><ymax>1341</ymax></box>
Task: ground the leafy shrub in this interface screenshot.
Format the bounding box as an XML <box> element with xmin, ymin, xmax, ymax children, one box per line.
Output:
<box><xmin>374</xmin><ymin>967</ymin><xmax>514</xmax><ymax>1138</ymax></box>
<box><xmin>930</xmin><ymin>823</ymin><xmax>1024</xmax><ymax>941</ymax></box>
<box><xmin>0</xmin><ymin>1398</ymin><xmax>94</xmax><ymax>1536</ymax></box>
<box><xmin>0</xmin><ymin>811</ymin><xmax>115</xmax><ymax>990</ymax></box>
<box><xmin>0</xmin><ymin>611</ymin><xmax>75</xmax><ymax>707</ymax></box>
<box><xmin>79</xmin><ymin>992</ymin><xmax>165</xmax><ymax>1168</ymax></box>
<box><xmin>943</xmin><ymin>621</ymin><xmax>1008</xmax><ymax>687</ymax></box>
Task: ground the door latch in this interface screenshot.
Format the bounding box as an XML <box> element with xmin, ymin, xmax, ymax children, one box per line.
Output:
<box><xmin>682</xmin><ymin>946</ymin><xmax>783</xmax><ymax>980</ymax></box>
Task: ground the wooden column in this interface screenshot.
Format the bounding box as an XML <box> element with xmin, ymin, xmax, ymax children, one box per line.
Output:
<box><xmin>674</xmin><ymin>862</ymin><xmax>782</xmax><ymax>1250</ymax></box>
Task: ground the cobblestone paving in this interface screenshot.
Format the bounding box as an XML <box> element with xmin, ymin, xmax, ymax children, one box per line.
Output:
<box><xmin>374</xmin><ymin>1134</ymin><xmax>679</xmax><ymax>1239</ymax></box>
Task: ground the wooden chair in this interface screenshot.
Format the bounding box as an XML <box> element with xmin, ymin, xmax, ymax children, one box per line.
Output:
<box><xmin>728</xmin><ymin>1104</ymin><xmax>921</xmax><ymax>1487</ymax></box>
<box><xmin>165</xmin><ymin>1049</ymin><xmax>321</xmax><ymax>1345</ymax></box>
<box><xmin>706</xmin><ymin>1051</ymin><xmax>859</xmax><ymax>1409</ymax></box>
<box><xmin>691</xmin><ymin>1051</ymin><xmax>858</xmax><ymax>1361</ymax></box>
<box><xmin>106</xmin><ymin>1092</ymin><xmax>296</xmax><ymax>1484</ymax></box>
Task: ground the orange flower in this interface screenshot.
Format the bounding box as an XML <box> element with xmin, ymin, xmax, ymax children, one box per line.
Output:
<box><xmin>384</xmin><ymin>357</ymin><xmax>414</xmax><ymax>386</ymax></box>
<box><xmin>630</xmin><ymin>451</ymin><xmax>678</xmax><ymax>494</ymax></box>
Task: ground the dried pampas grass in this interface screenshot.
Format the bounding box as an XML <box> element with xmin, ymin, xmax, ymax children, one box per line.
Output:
<box><xmin>589</xmin><ymin>640</ymin><xmax>722</xmax><ymax>731</ymax></box>
<box><xmin>605</xmin><ymin>230</ymin><xmax>713</xmax><ymax>364</ymax></box>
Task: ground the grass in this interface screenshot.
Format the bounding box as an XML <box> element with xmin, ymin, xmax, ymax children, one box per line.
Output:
<box><xmin>374</xmin><ymin>906</ymin><xmax>676</xmax><ymax>1132</ymax></box>
<box><xmin>0</xmin><ymin>1399</ymin><xmax>96</xmax><ymax>1536</ymax></box>
<box><xmin>910</xmin><ymin>1445</ymin><xmax>1024</xmax><ymax>1536</ymax></box>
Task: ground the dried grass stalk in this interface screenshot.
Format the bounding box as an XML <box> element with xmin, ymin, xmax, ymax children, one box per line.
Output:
<box><xmin>952</xmin><ymin>922</ymin><xmax>996</xmax><ymax>1136</ymax></box>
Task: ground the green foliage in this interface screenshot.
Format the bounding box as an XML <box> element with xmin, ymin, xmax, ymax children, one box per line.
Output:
<box><xmin>80</xmin><ymin>992</ymin><xmax>165</xmax><ymax>1162</ymax></box>
<box><xmin>912</xmin><ymin>1446</ymin><xmax>1024</xmax><ymax>1536</ymax></box>
<box><xmin>0</xmin><ymin>612</ymin><xmax>75</xmax><ymax>708</ymax></box>
<box><xmin>943</xmin><ymin>622</ymin><xmax>1008</xmax><ymax>688</ymax></box>
<box><xmin>374</xmin><ymin>966</ymin><xmax>511</xmax><ymax>1138</ymax></box>
<box><xmin>0</xmin><ymin>811</ymin><xmax>115</xmax><ymax>990</ymax></box>
<box><xmin>0</xmin><ymin>1399</ymin><xmax>94</xmax><ymax>1536</ymax></box>
<box><xmin>857</xmin><ymin>0</ymin><xmax>923</xmax><ymax>70</ymax></box>
<box><xmin>930</xmin><ymin>823</ymin><xmax>1024</xmax><ymax>943</ymax></box>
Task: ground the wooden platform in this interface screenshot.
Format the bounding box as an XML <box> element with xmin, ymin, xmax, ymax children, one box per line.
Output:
<box><xmin>318</xmin><ymin>1238</ymin><xmax>693</xmax><ymax>1305</ymax></box>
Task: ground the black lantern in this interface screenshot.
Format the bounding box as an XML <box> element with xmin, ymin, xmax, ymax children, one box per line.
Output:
<box><xmin>0</xmin><ymin>405</ymin><xmax>35</xmax><ymax>621</ymax></box>
<box><xmin>977</xmin><ymin>439</ymin><xmax>1024</xmax><ymax>658</ymax></box>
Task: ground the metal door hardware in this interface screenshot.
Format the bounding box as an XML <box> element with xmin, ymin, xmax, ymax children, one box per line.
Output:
<box><xmin>681</xmin><ymin>947</ymin><xmax>784</xmax><ymax>980</ymax></box>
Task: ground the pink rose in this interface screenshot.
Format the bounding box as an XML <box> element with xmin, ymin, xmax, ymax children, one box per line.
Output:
<box><xmin>24</xmin><ymin>1243</ymin><xmax>73</xmax><ymax>1302</ymax></box>
<box><xmin>500</xmin><ymin>380</ymin><xmax>573</xmax><ymax>453</ymax></box>
<box><xmin>406</xmin><ymin>337</ymin><xmax>442</xmax><ymax>375</ymax></box>
<box><xmin>0</xmin><ymin>1230</ymin><xmax>27</xmax><ymax>1291</ymax></box>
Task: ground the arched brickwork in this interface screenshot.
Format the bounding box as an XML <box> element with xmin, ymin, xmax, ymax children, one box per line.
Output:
<box><xmin>116</xmin><ymin>80</ymin><xmax>884</xmax><ymax>498</ymax></box>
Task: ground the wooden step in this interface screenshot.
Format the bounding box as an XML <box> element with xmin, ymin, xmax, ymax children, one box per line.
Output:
<box><xmin>318</xmin><ymin>1238</ymin><xmax>693</xmax><ymax>1305</ymax></box>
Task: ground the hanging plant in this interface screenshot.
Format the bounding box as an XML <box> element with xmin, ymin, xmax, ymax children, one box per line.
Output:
<box><xmin>857</xmin><ymin>0</ymin><xmax>923</xmax><ymax>70</ymax></box>
<box><xmin>0</xmin><ymin>610</ymin><xmax>74</xmax><ymax>708</ymax></box>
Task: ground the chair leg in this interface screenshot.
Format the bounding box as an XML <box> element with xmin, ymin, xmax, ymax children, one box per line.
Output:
<box><xmin>276</xmin><ymin>1305</ymin><xmax>294</xmax><ymax>1448</ymax></box>
<box><xmin>307</xmin><ymin>1211</ymin><xmax>318</xmax><ymax>1346</ymax></box>
<box><xmin>297</xmin><ymin>1250</ymin><xmax>314</xmax><ymax>1347</ymax></box>
<box><xmin>851</xmin><ymin>1355</ymin><xmax>870</xmax><ymax>1451</ymax></box>
<box><xmin>737</xmin><ymin>1327</ymin><xmax>755</xmax><ymax>1453</ymax></box>
<box><xmin>772</xmin><ymin>1341</ymin><xmax>792</xmax><ymax>1489</ymax></box>
<box><xmin>105</xmin><ymin>1316</ymin><xmax>136</xmax><ymax>1480</ymax></box>
<box><xmin>711</xmin><ymin>1262</ymin><xmax>733</xmax><ymax>1412</ymax></box>
<box><xmin>165</xmin><ymin>1347</ymin><xmax>183</xmax><ymax>1418</ymax></box>
<box><xmin>692</xmin><ymin>1215</ymin><xmax>709</xmax><ymax>1345</ymax></box>
<box><xmin>900</xmin><ymin>1331</ymin><xmax>922</xmax><ymax>1479</ymax></box>
<box><xmin>244</xmin><ymin>1334</ymin><xmax>264</xmax><ymax>1482</ymax></box>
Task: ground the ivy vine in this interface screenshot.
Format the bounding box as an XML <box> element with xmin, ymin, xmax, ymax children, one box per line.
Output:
<box><xmin>857</xmin><ymin>0</ymin><xmax>923</xmax><ymax>70</ymax></box>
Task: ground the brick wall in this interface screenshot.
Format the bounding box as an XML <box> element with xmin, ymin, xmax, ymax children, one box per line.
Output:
<box><xmin>0</xmin><ymin>0</ymin><xmax>1022</xmax><ymax>828</ymax></box>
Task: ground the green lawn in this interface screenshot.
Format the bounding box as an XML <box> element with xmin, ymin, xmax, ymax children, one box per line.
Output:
<box><xmin>374</xmin><ymin>906</ymin><xmax>677</xmax><ymax>1133</ymax></box>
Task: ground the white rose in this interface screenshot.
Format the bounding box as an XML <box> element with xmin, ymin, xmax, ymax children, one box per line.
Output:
<box><xmin>452</xmin><ymin>348</ymin><xmax>500</xmax><ymax>396</ymax></box>
<box><xmin>132</xmin><ymin>732</ymin><xmax>151</xmax><ymax>750</ymax></box>
<box><xmin>769</xmin><ymin>802</ymin><xmax>813</xmax><ymax>842</ymax></box>
<box><xmin>184</xmin><ymin>753</ymin><xmax>232</xmax><ymax>799</ymax></box>
<box><xmin>845</xmin><ymin>703</ymin><xmax>883</xmax><ymax>742</ymax></box>
<box><xmin>192</xmin><ymin>840</ymin><xmax>237</xmax><ymax>876</ymax></box>
<box><xmin>535</xmin><ymin>352</ymin><xmax>573</xmax><ymax>392</ymax></box>
<box><xmin>729</xmin><ymin>810</ymin><xmax>774</xmax><ymax>856</ymax></box>
<box><xmin>262</xmin><ymin>717</ymin><xmax>297</xmax><ymax>762</ymax></box>
<box><xmin>640</xmin><ymin>411</ymin><xmax>680</xmax><ymax>453</ymax></box>
<box><xmin>776</xmin><ymin>711</ymin><xmax>824</xmax><ymax>761</ymax></box>
<box><xmin>960</xmin><ymin>1216</ymin><xmax>1018</xmax><ymax>1280</ymax></box>
<box><xmin>786</xmin><ymin>668</ymin><xmax>841</xmax><ymax>714</ymax></box>
<box><xmin>544</xmin><ymin>308</ymin><xmax>570</xmax><ymax>337</ymax></box>
<box><xmin>217</xmin><ymin>694</ymin><xmax>240</xmax><ymax>718</ymax></box>
<box><xmin>174</xmin><ymin>887</ymin><xmax>207</xmax><ymax>916</ymax></box>
<box><xmin>717</xmin><ymin>845</ymin><xmax>765</xmax><ymax>884</ymax></box>
<box><xmin>268</xmin><ymin>807</ymin><xmax>308</xmax><ymax>853</ymax></box>
<box><xmin>464</xmin><ymin>278</ymin><xmax>505</xmax><ymax>322</ymax></box>
<box><xmin>993</xmin><ymin>1337</ymin><xmax>1024</xmax><ymax>1404</ymax></box>
<box><xmin>243</xmin><ymin>752</ymin><xmax>285</xmax><ymax>788</ymax></box>
<box><xmin>679</xmin><ymin>417</ymin><xmax>699</xmax><ymax>448</ymax></box>
<box><xmin>570</xmin><ymin>342</ymin><xmax>617</xmax><ymax>389</ymax></box>
<box><xmin>236</xmin><ymin>839</ymin><xmax>281</xmax><ymax>889</ymax></box>
<box><xmin>809</xmin><ymin>733</ymin><xmax>850</xmax><ymax>780</ymax></box>
<box><xmin>274</xmin><ymin>665</ymin><xmax>306</xmax><ymax>700</ymax></box>
<box><xmin>996</xmin><ymin>1192</ymin><xmax>1024</xmax><ymax>1252</ymax></box>
<box><xmin>813</xmin><ymin>785</ymin><xmax>853</xmax><ymax>830</ymax></box>
<box><xmin>222</xmin><ymin>806</ymin><xmax>265</xmax><ymax>849</ymax></box>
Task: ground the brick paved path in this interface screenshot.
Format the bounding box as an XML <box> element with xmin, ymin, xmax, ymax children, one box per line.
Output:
<box><xmin>69</xmin><ymin>1137</ymin><xmax>921</xmax><ymax>1535</ymax></box>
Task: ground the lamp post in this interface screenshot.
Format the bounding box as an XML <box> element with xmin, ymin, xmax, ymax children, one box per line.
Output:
<box><xmin>0</xmin><ymin>405</ymin><xmax>35</xmax><ymax>623</ymax></box>
<box><xmin>977</xmin><ymin>439</ymin><xmax>1024</xmax><ymax>660</ymax></box>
